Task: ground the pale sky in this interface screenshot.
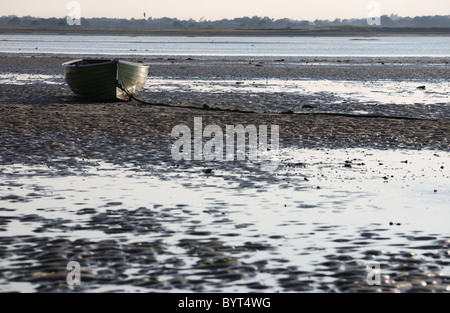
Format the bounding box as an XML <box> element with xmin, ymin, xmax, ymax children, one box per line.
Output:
<box><xmin>1</xmin><ymin>0</ymin><xmax>449</xmax><ymax>20</ymax></box>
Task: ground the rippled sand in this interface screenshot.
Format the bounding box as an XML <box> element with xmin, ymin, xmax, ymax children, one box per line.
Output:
<box><xmin>0</xmin><ymin>56</ymin><xmax>449</xmax><ymax>293</ymax></box>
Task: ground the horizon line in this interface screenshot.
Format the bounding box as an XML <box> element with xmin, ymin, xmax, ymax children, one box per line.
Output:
<box><xmin>2</xmin><ymin>13</ymin><xmax>449</xmax><ymax>22</ymax></box>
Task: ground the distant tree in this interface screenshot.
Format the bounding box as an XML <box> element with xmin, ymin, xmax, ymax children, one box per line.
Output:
<box><xmin>7</xmin><ymin>16</ymin><xmax>21</xmax><ymax>26</ymax></box>
<box><xmin>332</xmin><ymin>18</ymin><xmax>341</xmax><ymax>26</ymax></box>
<box><xmin>298</xmin><ymin>20</ymin><xmax>310</xmax><ymax>28</ymax></box>
<box><xmin>380</xmin><ymin>15</ymin><xmax>395</xmax><ymax>27</ymax></box>
<box><xmin>171</xmin><ymin>20</ymin><xmax>184</xmax><ymax>28</ymax></box>
<box><xmin>81</xmin><ymin>18</ymin><xmax>90</xmax><ymax>27</ymax></box>
<box><xmin>1</xmin><ymin>14</ymin><xmax>449</xmax><ymax>30</ymax></box>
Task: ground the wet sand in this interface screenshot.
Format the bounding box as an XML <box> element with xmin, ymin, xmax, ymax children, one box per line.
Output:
<box><xmin>1</xmin><ymin>56</ymin><xmax>449</xmax><ymax>154</ymax></box>
<box><xmin>0</xmin><ymin>56</ymin><xmax>449</xmax><ymax>293</ymax></box>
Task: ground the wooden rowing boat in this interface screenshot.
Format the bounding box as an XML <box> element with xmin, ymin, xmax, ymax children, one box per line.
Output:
<box><xmin>62</xmin><ymin>59</ymin><xmax>149</xmax><ymax>101</ymax></box>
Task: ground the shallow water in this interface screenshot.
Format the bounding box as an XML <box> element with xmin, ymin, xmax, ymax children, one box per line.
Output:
<box><xmin>143</xmin><ymin>76</ymin><xmax>450</xmax><ymax>117</ymax></box>
<box><xmin>1</xmin><ymin>35</ymin><xmax>450</xmax><ymax>57</ymax></box>
<box><xmin>0</xmin><ymin>71</ymin><xmax>448</xmax><ymax>118</ymax></box>
<box><xmin>0</xmin><ymin>73</ymin><xmax>64</xmax><ymax>85</ymax></box>
<box><xmin>1</xmin><ymin>148</ymin><xmax>449</xmax><ymax>292</ymax></box>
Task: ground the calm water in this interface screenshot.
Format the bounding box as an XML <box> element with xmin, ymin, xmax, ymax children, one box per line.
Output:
<box><xmin>1</xmin><ymin>148</ymin><xmax>449</xmax><ymax>292</ymax></box>
<box><xmin>1</xmin><ymin>34</ymin><xmax>450</xmax><ymax>57</ymax></box>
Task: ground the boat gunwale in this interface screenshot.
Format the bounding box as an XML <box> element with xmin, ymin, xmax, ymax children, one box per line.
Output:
<box><xmin>62</xmin><ymin>59</ymin><xmax>114</xmax><ymax>68</ymax></box>
<box><xmin>63</xmin><ymin>59</ymin><xmax>149</xmax><ymax>69</ymax></box>
<box><xmin>118</xmin><ymin>60</ymin><xmax>149</xmax><ymax>69</ymax></box>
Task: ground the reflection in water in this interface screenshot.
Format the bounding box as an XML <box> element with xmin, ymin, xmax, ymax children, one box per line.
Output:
<box><xmin>2</xmin><ymin>72</ymin><xmax>447</xmax><ymax>118</ymax></box>
<box><xmin>1</xmin><ymin>35</ymin><xmax>450</xmax><ymax>57</ymax></box>
<box><xmin>144</xmin><ymin>76</ymin><xmax>450</xmax><ymax>106</ymax></box>
<box><xmin>0</xmin><ymin>73</ymin><xmax>64</xmax><ymax>85</ymax></box>
<box><xmin>0</xmin><ymin>148</ymin><xmax>449</xmax><ymax>292</ymax></box>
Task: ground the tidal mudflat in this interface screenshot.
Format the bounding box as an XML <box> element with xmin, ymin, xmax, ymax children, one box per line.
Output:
<box><xmin>0</xmin><ymin>148</ymin><xmax>449</xmax><ymax>292</ymax></box>
<box><xmin>0</xmin><ymin>56</ymin><xmax>449</xmax><ymax>292</ymax></box>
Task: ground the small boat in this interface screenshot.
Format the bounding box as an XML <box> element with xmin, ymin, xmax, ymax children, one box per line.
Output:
<box><xmin>62</xmin><ymin>59</ymin><xmax>149</xmax><ymax>101</ymax></box>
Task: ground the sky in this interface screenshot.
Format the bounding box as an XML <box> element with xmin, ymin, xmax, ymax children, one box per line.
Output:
<box><xmin>1</xmin><ymin>0</ymin><xmax>449</xmax><ymax>21</ymax></box>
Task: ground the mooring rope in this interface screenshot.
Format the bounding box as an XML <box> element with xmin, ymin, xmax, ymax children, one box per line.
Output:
<box><xmin>116</xmin><ymin>82</ymin><xmax>257</xmax><ymax>114</ymax></box>
<box><xmin>115</xmin><ymin>71</ymin><xmax>258</xmax><ymax>114</ymax></box>
<box><xmin>115</xmin><ymin>67</ymin><xmax>433</xmax><ymax>121</ymax></box>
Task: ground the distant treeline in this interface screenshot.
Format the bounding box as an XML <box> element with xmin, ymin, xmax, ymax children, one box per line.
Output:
<box><xmin>1</xmin><ymin>14</ymin><xmax>450</xmax><ymax>29</ymax></box>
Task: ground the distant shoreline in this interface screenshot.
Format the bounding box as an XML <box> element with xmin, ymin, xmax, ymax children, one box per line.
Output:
<box><xmin>1</xmin><ymin>26</ymin><xmax>450</xmax><ymax>36</ymax></box>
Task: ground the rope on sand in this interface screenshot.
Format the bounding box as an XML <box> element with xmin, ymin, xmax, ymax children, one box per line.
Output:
<box><xmin>115</xmin><ymin>79</ymin><xmax>433</xmax><ymax>121</ymax></box>
<box><xmin>117</xmin><ymin>82</ymin><xmax>255</xmax><ymax>114</ymax></box>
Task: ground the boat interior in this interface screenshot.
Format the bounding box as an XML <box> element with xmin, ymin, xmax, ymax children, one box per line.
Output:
<box><xmin>65</xmin><ymin>59</ymin><xmax>114</xmax><ymax>67</ymax></box>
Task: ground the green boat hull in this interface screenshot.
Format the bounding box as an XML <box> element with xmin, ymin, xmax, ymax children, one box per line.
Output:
<box><xmin>63</xmin><ymin>59</ymin><xmax>149</xmax><ymax>101</ymax></box>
